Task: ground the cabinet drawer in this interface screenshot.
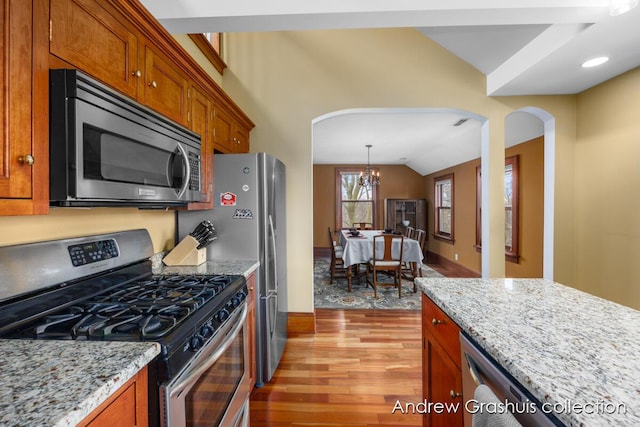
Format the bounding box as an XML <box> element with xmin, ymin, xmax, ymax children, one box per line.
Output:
<box><xmin>422</xmin><ymin>294</ymin><xmax>461</xmax><ymax>368</ymax></box>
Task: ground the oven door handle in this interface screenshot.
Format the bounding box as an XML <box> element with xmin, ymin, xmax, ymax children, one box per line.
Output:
<box><xmin>169</xmin><ymin>304</ymin><xmax>247</xmax><ymax>399</ymax></box>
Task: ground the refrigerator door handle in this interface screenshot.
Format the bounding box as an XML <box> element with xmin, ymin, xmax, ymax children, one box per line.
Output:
<box><xmin>263</xmin><ymin>291</ymin><xmax>278</xmax><ymax>337</ymax></box>
<box><xmin>268</xmin><ymin>214</ymin><xmax>278</xmax><ymax>291</ymax></box>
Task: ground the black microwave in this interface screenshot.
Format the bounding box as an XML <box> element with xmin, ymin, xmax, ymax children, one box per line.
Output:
<box><xmin>49</xmin><ymin>69</ymin><xmax>202</xmax><ymax>207</ymax></box>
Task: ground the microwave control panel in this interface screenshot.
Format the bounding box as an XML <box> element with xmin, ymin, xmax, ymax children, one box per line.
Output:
<box><xmin>188</xmin><ymin>151</ymin><xmax>201</xmax><ymax>192</ymax></box>
<box><xmin>68</xmin><ymin>239</ymin><xmax>119</xmax><ymax>267</ymax></box>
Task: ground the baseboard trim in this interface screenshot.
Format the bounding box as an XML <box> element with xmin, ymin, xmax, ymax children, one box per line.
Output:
<box><xmin>426</xmin><ymin>251</ymin><xmax>481</xmax><ymax>277</ymax></box>
<box><xmin>287</xmin><ymin>312</ymin><xmax>316</xmax><ymax>334</ymax></box>
<box><xmin>314</xmin><ymin>247</ymin><xmax>330</xmax><ymax>258</ymax></box>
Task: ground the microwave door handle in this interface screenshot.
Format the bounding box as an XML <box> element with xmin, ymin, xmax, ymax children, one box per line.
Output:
<box><xmin>173</xmin><ymin>143</ymin><xmax>191</xmax><ymax>199</ymax></box>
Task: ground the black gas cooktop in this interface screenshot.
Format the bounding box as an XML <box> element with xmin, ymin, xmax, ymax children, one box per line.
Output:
<box><xmin>0</xmin><ymin>230</ymin><xmax>247</xmax><ymax>380</ymax></box>
<box><xmin>1</xmin><ymin>273</ymin><xmax>244</xmax><ymax>341</ymax></box>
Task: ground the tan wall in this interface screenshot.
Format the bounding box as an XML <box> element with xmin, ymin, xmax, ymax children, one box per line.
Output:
<box><xmin>220</xmin><ymin>28</ymin><xmax>579</xmax><ymax>312</ymax></box>
<box><xmin>313</xmin><ymin>164</ymin><xmax>427</xmax><ymax>248</ymax></box>
<box><xmin>424</xmin><ymin>159</ymin><xmax>482</xmax><ymax>274</ymax></box>
<box><xmin>424</xmin><ymin>137</ymin><xmax>544</xmax><ymax>278</ymax></box>
<box><xmin>575</xmin><ymin>67</ymin><xmax>640</xmax><ymax>309</ymax></box>
<box><xmin>505</xmin><ymin>137</ymin><xmax>544</xmax><ymax>278</ymax></box>
<box><xmin>0</xmin><ymin>208</ymin><xmax>175</xmax><ymax>253</ymax></box>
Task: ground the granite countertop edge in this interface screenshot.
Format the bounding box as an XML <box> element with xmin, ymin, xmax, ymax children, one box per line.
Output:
<box><xmin>0</xmin><ymin>340</ymin><xmax>160</xmax><ymax>427</ymax></box>
<box><xmin>415</xmin><ymin>277</ymin><xmax>640</xmax><ymax>427</ymax></box>
<box><xmin>151</xmin><ymin>256</ymin><xmax>259</xmax><ymax>277</ymax></box>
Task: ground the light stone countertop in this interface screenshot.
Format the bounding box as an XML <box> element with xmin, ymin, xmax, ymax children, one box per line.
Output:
<box><xmin>416</xmin><ymin>277</ymin><xmax>640</xmax><ymax>427</ymax></box>
<box><xmin>0</xmin><ymin>258</ymin><xmax>255</xmax><ymax>426</ymax></box>
<box><xmin>0</xmin><ymin>339</ymin><xmax>160</xmax><ymax>427</ymax></box>
<box><xmin>152</xmin><ymin>258</ymin><xmax>259</xmax><ymax>278</ymax></box>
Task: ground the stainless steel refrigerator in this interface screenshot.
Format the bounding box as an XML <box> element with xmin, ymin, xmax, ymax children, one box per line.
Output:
<box><xmin>176</xmin><ymin>152</ymin><xmax>287</xmax><ymax>386</ymax></box>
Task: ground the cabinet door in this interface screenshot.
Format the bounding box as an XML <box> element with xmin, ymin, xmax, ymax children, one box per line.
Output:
<box><xmin>143</xmin><ymin>45</ymin><xmax>189</xmax><ymax>125</ymax></box>
<box><xmin>213</xmin><ymin>105</ymin><xmax>234</xmax><ymax>153</ymax></box>
<box><xmin>246</xmin><ymin>273</ymin><xmax>257</xmax><ymax>389</ymax></box>
<box><xmin>50</xmin><ymin>0</ymin><xmax>140</xmax><ymax>99</ymax></box>
<box><xmin>424</xmin><ymin>337</ymin><xmax>464</xmax><ymax>427</ymax></box>
<box><xmin>0</xmin><ymin>0</ymin><xmax>32</xmax><ymax>200</ymax></box>
<box><xmin>79</xmin><ymin>367</ymin><xmax>149</xmax><ymax>427</ymax></box>
<box><xmin>187</xmin><ymin>84</ymin><xmax>213</xmax><ymax>208</ymax></box>
<box><xmin>234</xmin><ymin>125</ymin><xmax>250</xmax><ymax>153</ymax></box>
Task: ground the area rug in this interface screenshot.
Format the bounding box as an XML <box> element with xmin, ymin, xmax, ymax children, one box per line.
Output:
<box><xmin>314</xmin><ymin>257</ymin><xmax>443</xmax><ymax>310</ymax></box>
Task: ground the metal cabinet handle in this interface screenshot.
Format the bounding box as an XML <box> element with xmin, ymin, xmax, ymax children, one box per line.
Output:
<box><xmin>432</xmin><ymin>318</ymin><xmax>443</xmax><ymax>326</ymax></box>
<box><xmin>148</xmin><ymin>80</ymin><xmax>157</xmax><ymax>88</ymax></box>
<box><xmin>131</xmin><ymin>70</ymin><xmax>142</xmax><ymax>77</ymax></box>
<box><xmin>450</xmin><ymin>390</ymin><xmax>462</xmax><ymax>399</ymax></box>
<box><xmin>18</xmin><ymin>154</ymin><xmax>35</xmax><ymax>166</ymax></box>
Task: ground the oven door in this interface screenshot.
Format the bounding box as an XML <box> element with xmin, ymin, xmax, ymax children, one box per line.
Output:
<box><xmin>161</xmin><ymin>304</ymin><xmax>250</xmax><ymax>427</ymax></box>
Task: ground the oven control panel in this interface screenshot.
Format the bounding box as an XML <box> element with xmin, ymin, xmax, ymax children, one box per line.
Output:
<box><xmin>187</xmin><ymin>286</ymin><xmax>248</xmax><ymax>353</ymax></box>
<box><xmin>68</xmin><ymin>239</ymin><xmax>119</xmax><ymax>267</ymax></box>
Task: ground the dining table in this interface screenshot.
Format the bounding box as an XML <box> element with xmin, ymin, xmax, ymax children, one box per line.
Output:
<box><xmin>339</xmin><ymin>229</ymin><xmax>424</xmax><ymax>291</ymax></box>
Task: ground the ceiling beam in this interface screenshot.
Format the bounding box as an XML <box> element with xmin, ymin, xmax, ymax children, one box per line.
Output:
<box><xmin>139</xmin><ymin>0</ymin><xmax>607</xmax><ymax>33</ymax></box>
<box><xmin>486</xmin><ymin>22</ymin><xmax>592</xmax><ymax>95</ymax></box>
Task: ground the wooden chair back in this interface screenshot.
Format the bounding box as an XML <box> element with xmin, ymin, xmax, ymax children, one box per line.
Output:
<box><xmin>352</xmin><ymin>222</ymin><xmax>373</xmax><ymax>230</ymax></box>
<box><xmin>405</xmin><ymin>226</ymin><xmax>415</xmax><ymax>239</ymax></box>
<box><xmin>372</xmin><ymin>234</ymin><xmax>404</xmax><ymax>263</ymax></box>
<box><xmin>414</xmin><ymin>228</ymin><xmax>427</xmax><ymax>252</ymax></box>
<box><xmin>327</xmin><ymin>227</ymin><xmax>346</xmax><ymax>283</ymax></box>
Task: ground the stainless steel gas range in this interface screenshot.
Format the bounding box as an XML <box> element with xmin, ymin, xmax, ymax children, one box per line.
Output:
<box><xmin>0</xmin><ymin>229</ymin><xmax>251</xmax><ymax>427</ymax></box>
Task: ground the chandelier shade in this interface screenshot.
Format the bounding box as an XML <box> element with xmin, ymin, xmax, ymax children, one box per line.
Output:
<box><xmin>359</xmin><ymin>144</ymin><xmax>380</xmax><ymax>188</ymax></box>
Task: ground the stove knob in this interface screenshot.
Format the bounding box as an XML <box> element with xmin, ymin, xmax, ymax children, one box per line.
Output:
<box><xmin>237</xmin><ymin>290</ymin><xmax>247</xmax><ymax>301</ymax></box>
<box><xmin>190</xmin><ymin>334</ymin><xmax>204</xmax><ymax>352</ymax></box>
<box><xmin>200</xmin><ymin>325</ymin><xmax>214</xmax><ymax>338</ymax></box>
<box><xmin>231</xmin><ymin>296</ymin><xmax>241</xmax><ymax>308</ymax></box>
<box><xmin>217</xmin><ymin>308</ymin><xmax>230</xmax><ymax>322</ymax></box>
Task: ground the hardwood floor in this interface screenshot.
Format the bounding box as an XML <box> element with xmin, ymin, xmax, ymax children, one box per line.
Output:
<box><xmin>250</xmin><ymin>309</ymin><xmax>423</xmax><ymax>427</ymax></box>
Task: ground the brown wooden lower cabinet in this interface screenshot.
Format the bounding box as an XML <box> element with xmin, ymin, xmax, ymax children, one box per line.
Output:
<box><xmin>78</xmin><ymin>366</ymin><xmax>148</xmax><ymax>427</ymax></box>
<box><xmin>246</xmin><ymin>272</ymin><xmax>257</xmax><ymax>390</ymax></box>
<box><xmin>422</xmin><ymin>294</ymin><xmax>463</xmax><ymax>427</ymax></box>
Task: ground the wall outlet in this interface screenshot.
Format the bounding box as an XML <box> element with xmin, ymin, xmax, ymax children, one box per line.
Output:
<box><xmin>454</xmin><ymin>253</ymin><xmax>459</xmax><ymax>261</ymax></box>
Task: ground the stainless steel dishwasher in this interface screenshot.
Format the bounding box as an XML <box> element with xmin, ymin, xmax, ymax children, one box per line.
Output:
<box><xmin>460</xmin><ymin>332</ymin><xmax>563</xmax><ymax>426</ymax></box>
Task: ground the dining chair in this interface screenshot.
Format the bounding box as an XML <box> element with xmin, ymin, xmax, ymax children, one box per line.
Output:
<box><xmin>366</xmin><ymin>234</ymin><xmax>404</xmax><ymax>298</ymax></box>
<box><xmin>352</xmin><ymin>222</ymin><xmax>373</xmax><ymax>230</ymax></box>
<box><xmin>413</xmin><ymin>228</ymin><xmax>427</xmax><ymax>277</ymax></box>
<box><xmin>327</xmin><ymin>227</ymin><xmax>347</xmax><ymax>284</ymax></box>
<box><xmin>404</xmin><ymin>226</ymin><xmax>415</xmax><ymax>239</ymax></box>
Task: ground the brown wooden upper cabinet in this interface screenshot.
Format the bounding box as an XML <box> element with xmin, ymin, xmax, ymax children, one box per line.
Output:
<box><xmin>187</xmin><ymin>84</ymin><xmax>214</xmax><ymax>209</ymax></box>
<box><xmin>50</xmin><ymin>0</ymin><xmax>189</xmax><ymax>126</ymax></box>
<box><xmin>0</xmin><ymin>0</ymin><xmax>254</xmax><ymax>216</ymax></box>
<box><xmin>49</xmin><ymin>0</ymin><xmax>140</xmax><ymax>99</ymax></box>
<box><xmin>0</xmin><ymin>0</ymin><xmax>49</xmax><ymax>215</ymax></box>
<box><xmin>213</xmin><ymin>105</ymin><xmax>249</xmax><ymax>154</ymax></box>
<box><xmin>142</xmin><ymin>46</ymin><xmax>189</xmax><ymax>125</ymax></box>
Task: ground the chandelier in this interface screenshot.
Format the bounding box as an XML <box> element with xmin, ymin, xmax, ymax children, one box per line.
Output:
<box><xmin>359</xmin><ymin>144</ymin><xmax>380</xmax><ymax>188</ymax></box>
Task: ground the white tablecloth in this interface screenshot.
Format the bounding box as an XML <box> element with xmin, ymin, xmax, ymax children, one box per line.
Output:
<box><xmin>339</xmin><ymin>230</ymin><xmax>424</xmax><ymax>267</ymax></box>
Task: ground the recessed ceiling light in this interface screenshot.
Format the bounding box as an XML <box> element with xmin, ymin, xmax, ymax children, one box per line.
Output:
<box><xmin>609</xmin><ymin>0</ymin><xmax>639</xmax><ymax>16</ymax></box>
<box><xmin>582</xmin><ymin>57</ymin><xmax>609</xmax><ymax>68</ymax></box>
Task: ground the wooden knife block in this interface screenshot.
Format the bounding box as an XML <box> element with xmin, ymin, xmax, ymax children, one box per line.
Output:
<box><xmin>162</xmin><ymin>235</ymin><xmax>207</xmax><ymax>266</ymax></box>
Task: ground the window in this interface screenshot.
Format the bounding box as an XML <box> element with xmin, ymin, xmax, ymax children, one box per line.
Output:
<box><xmin>433</xmin><ymin>174</ymin><xmax>454</xmax><ymax>242</ymax></box>
<box><xmin>188</xmin><ymin>33</ymin><xmax>227</xmax><ymax>74</ymax></box>
<box><xmin>475</xmin><ymin>155</ymin><xmax>520</xmax><ymax>262</ymax></box>
<box><xmin>335</xmin><ymin>168</ymin><xmax>377</xmax><ymax>229</ymax></box>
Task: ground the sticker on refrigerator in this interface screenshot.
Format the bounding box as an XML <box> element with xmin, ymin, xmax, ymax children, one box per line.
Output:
<box><xmin>220</xmin><ymin>192</ymin><xmax>237</xmax><ymax>206</ymax></box>
<box><xmin>233</xmin><ymin>209</ymin><xmax>253</xmax><ymax>219</ymax></box>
